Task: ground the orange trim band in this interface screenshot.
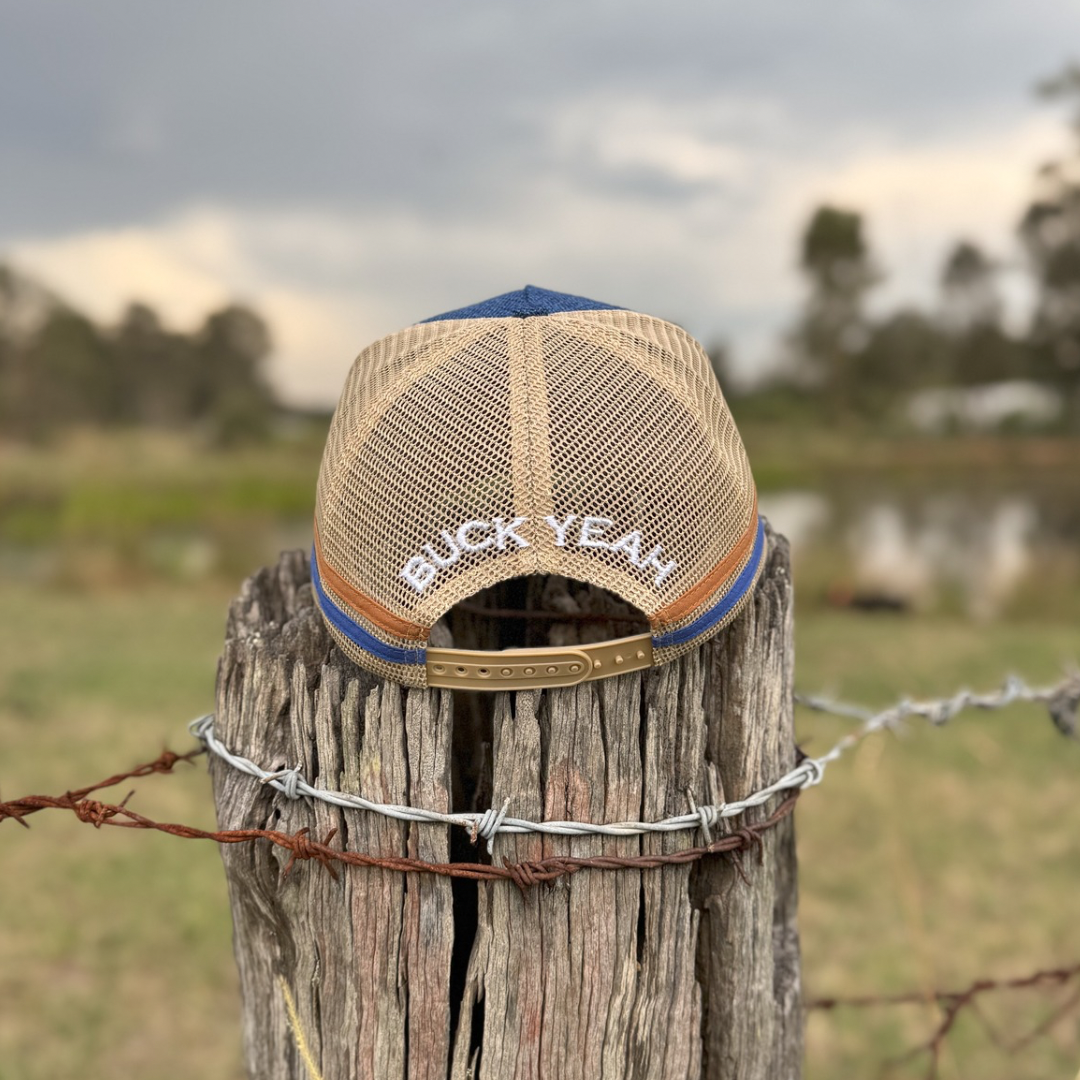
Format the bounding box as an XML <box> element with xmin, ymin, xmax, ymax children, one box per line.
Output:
<box><xmin>313</xmin><ymin>524</ymin><xmax>428</xmax><ymax>642</ymax></box>
<box><xmin>653</xmin><ymin>498</ymin><xmax>759</xmax><ymax>628</ymax></box>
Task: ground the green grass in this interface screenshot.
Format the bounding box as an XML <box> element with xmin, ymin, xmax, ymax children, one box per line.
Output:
<box><xmin>736</xmin><ymin>416</ymin><xmax>1080</xmax><ymax>493</ymax></box>
<box><xmin>795</xmin><ymin>613</ymin><xmax>1080</xmax><ymax>1079</ymax></box>
<box><xmin>0</xmin><ymin>429</ymin><xmax>322</xmax><ymax>585</ymax></box>
<box><xmin>0</xmin><ymin>582</ymin><xmax>242</xmax><ymax>1080</ymax></box>
<box><xmin>0</xmin><ymin>582</ymin><xmax>1077</xmax><ymax>1079</ymax></box>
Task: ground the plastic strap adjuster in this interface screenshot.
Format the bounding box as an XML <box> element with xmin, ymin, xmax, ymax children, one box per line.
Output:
<box><xmin>426</xmin><ymin>633</ymin><xmax>653</xmax><ymax>691</ymax></box>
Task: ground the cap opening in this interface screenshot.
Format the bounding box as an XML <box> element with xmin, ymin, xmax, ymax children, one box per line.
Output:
<box><xmin>437</xmin><ymin>574</ymin><xmax>649</xmax><ymax>654</ymax></box>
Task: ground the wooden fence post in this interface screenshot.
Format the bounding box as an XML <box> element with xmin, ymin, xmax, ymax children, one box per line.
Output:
<box><xmin>209</xmin><ymin>523</ymin><xmax>800</xmax><ymax>1080</ymax></box>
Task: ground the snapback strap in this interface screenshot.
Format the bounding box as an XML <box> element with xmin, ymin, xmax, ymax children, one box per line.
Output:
<box><xmin>426</xmin><ymin>633</ymin><xmax>653</xmax><ymax>690</ymax></box>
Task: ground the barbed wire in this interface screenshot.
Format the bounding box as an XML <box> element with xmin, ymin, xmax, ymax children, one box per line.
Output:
<box><xmin>0</xmin><ymin>745</ymin><xmax>205</xmax><ymax>829</ymax></box>
<box><xmin>3</xmin><ymin>672</ymin><xmax>1076</xmax><ymax>891</ymax></box>
<box><xmin>808</xmin><ymin>961</ymin><xmax>1080</xmax><ymax>1079</ymax></box>
<box><xmin>796</xmin><ymin>670</ymin><xmax>1080</xmax><ymax>740</ymax></box>
<box><xmin>190</xmin><ymin>672</ymin><xmax>1080</xmax><ymax>851</ymax></box>
<box><xmin>3</xmin><ymin>672</ymin><xmax>1076</xmax><ymax>1073</ymax></box>
<box><xmin>0</xmin><ymin>768</ymin><xmax>798</xmax><ymax>890</ymax></box>
<box><xmin>188</xmin><ymin>714</ymin><xmax>814</xmax><ymax>852</ymax></box>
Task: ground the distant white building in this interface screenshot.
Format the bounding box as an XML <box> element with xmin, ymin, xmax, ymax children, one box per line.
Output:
<box><xmin>907</xmin><ymin>380</ymin><xmax>1062</xmax><ymax>432</ymax></box>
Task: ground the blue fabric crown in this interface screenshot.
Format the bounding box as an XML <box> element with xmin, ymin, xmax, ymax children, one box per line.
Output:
<box><xmin>423</xmin><ymin>285</ymin><xmax>621</xmax><ymax>323</ymax></box>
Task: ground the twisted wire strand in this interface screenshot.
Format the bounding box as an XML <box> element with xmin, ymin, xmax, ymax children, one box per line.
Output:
<box><xmin>0</xmin><ymin>783</ymin><xmax>799</xmax><ymax>888</ymax></box>
<box><xmin>191</xmin><ymin>672</ymin><xmax>1079</xmax><ymax>845</ymax></box>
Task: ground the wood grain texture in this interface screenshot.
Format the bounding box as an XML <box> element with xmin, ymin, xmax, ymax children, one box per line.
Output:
<box><xmin>211</xmin><ymin>553</ymin><xmax>453</xmax><ymax>1080</ymax></box>
<box><xmin>211</xmin><ymin>527</ymin><xmax>800</xmax><ymax>1080</ymax></box>
<box><xmin>696</xmin><ymin>531</ymin><xmax>802</xmax><ymax>1080</ymax></box>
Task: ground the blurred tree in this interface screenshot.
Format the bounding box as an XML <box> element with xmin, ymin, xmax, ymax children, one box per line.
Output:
<box><xmin>707</xmin><ymin>341</ymin><xmax>740</xmax><ymax>394</ymax></box>
<box><xmin>0</xmin><ymin>265</ymin><xmax>278</xmax><ymax>441</ymax></box>
<box><xmin>1019</xmin><ymin>62</ymin><xmax>1080</xmax><ymax>423</ymax></box>
<box><xmin>20</xmin><ymin>309</ymin><xmax>121</xmax><ymax>435</ymax></box>
<box><xmin>938</xmin><ymin>240</ymin><xmax>1031</xmax><ymax>386</ymax></box>
<box><xmin>113</xmin><ymin>302</ymin><xmax>195</xmax><ymax>427</ymax></box>
<box><xmin>792</xmin><ymin>205</ymin><xmax>878</xmax><ymax>412</ymax></box>
<box><xmin>190</xmin><ymin>304</ymin><xmax>276</xmax><ymax>442</ymax></box>
<box><xmin>941</xmin><ymin>241</ymin><xmax>1002</xmax><ymax>331</ymax></box>
<box><xmin>0</xmin><ymin>269</ymin><xmax>15</xmax><ymax>431</ymax></box>
<box><xmin>858</xmin><ymin>309</ymin><xmax>952</xmax><ymax>407</ymax></box>
<box><xmin>0</xmin><ymin>265</ymin><xmax>65</xmax><ymax>436</ymax></box>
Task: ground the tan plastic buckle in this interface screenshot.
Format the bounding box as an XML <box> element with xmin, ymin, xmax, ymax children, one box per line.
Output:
<box><xmin>426</xmin><ymin>633</ymin><xmax>653</xmax><ymax>691</ymax></box>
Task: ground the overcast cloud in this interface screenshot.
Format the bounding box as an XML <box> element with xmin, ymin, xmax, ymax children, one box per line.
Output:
<box><xmin>2</xmin><ymin>0</ymin><xmax>1077</xmax><ymax>404</ymax></box>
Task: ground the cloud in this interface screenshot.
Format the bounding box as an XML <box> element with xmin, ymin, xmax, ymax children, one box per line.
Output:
<box><xmin>4</xmin><ymin>1</ymin><xmax>1079</xmax><ymax>404</ymax></box>
<box><xmin>13</xmin><ymin>215</ymin><xmax>235</xmax><ymax>327</ymax></box>
<box><xmin>549</xmin><ymin>95</ymin><xmax>771</xmax><ymax>186</ymax></box>
<box><xmin>4</xmin><ymin>0</ymin><xmax>1077</xmax><ymax>242</ymax></box>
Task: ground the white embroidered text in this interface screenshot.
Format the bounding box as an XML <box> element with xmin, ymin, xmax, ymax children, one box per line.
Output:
<box><xmin>400</xmin><ymin>514</ymin><xmax>677</xmax><ymax>593</ymax></box>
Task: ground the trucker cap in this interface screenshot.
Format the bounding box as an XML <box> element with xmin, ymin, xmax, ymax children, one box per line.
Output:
<box><xmin>312</xmin><ymin>286</ymin><xmax>764</xmax><ymax>690</ymax></box>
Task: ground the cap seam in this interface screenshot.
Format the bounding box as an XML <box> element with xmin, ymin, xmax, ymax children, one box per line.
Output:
<box><xmin>511</xmin><ymin>319</ymin><xmax>551</xmax><ymax>575</ymax></box>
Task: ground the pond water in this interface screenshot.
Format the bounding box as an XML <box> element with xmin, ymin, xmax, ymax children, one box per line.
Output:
<box><xmin>760</xmin><ymin>484</ymin><xmax>1080</xmax><ymax>619</ymax></box>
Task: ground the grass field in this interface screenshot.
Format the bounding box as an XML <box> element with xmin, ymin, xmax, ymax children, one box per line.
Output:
<box><xmin>1</xmin><ymin>577</ymin><xmax>1077</xmax><ymax>1080</ymax></box>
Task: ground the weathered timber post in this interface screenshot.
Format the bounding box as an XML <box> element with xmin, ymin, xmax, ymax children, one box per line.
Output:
<box><xmin>210</xmin><ymin>522</ymin><xmax>800</xmax><ymax>1080</ymax></box>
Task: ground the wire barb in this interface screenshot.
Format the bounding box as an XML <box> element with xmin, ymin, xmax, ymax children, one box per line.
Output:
<box><xmin>260</xmin><ymin>766</ymin><xmax>305</xmax><ymax>801</ymax></box>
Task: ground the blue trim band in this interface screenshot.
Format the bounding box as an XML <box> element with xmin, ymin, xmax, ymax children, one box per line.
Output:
<box><xmin>651</xmin><ymin>518</ymin><xmax>766</xmax><ymax>650</ymax></box>
<box><xmin>310</xmin><ymin>548</ymin><xmax>426</xmax><ymax>666</ymax></box>
<box><xmin>423</xmin><ymin>285</ymin><xmax>621</xmax><ymax>323</ymax></box>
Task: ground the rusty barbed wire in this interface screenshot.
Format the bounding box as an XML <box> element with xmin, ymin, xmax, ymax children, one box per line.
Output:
<box><xmin>0</xmin><ymin>745</ymin><xmax>205</xmax><ymax>828</ymax></box>
<box><xmin>808</xmin><ymin>961</ymin><xmax>1080</xmax><ymax>1079</ymax></box>
<box><xmin>0</xmin><ymin>757</ymin><xmax>798</xmax><ymax>889</ymax></box>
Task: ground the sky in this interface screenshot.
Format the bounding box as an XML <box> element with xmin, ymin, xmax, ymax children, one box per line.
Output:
<box><xmin>1</xmin><ymin>0</ymin><xmax>1078</xmax><ymax>406</ymax></box>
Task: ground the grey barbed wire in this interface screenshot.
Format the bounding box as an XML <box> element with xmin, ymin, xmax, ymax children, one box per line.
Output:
<box><xmin>190</xmin><ymin>672</ymin><xmax>1079</xmax><ymax>852</ymax></box>
<box><xmin>796</xmin><ymin>669</ymin><xmax>1080</xmax><ymax>740</ymax></box>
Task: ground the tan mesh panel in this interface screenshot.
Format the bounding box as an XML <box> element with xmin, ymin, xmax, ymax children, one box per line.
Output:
<box><xmin>318</xmin><ymin>321</ymin><xmax>497</xmax><ymax>527</ymax></box>
<box><xmin>538</xmin><ymin>319</ymin><xmax>754</xmax><ymax>616</ymax></box>
<box><xmin>319</xmin><ymin>327</ymin><xmax>522</xmax><ymax>624</ymax></box>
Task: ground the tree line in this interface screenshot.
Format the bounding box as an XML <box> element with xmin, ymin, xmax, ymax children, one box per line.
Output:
<box><xmin>717</xmin><ymin>63</ymin><xmax>1080</xmax><ymax>432</ymax></box>
<box><xmin>0</xmin><ymin>272</ymin><xmax>277</xmax><ymax>442</ymax></box>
